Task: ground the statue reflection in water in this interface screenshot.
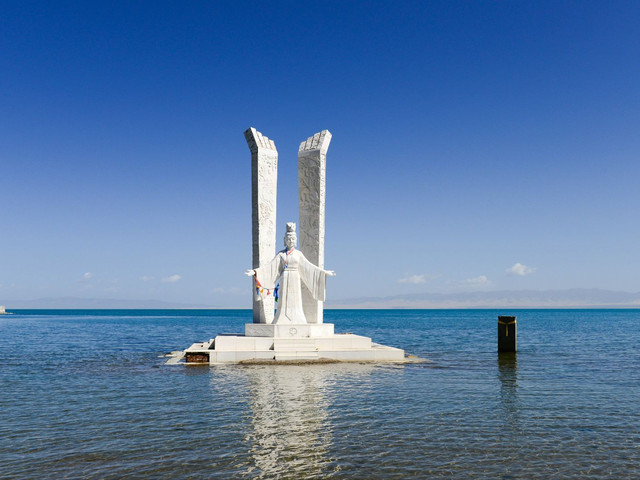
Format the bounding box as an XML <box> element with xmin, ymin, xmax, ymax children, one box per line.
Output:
<box><xmin>223</xmin><ymin>364</ymin><xmax>375</xmax><ymax>479</ymax></box>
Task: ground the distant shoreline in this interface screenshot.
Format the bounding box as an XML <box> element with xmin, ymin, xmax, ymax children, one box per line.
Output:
<box><xmin>4</xmin><ymin>306</ymin><xmax>640</xmax><ymax>311</ymax></box>
<box><xmin>4</xmin><ymin>288</ymin><xmax>638</xmax><ymax>310</ymax></box>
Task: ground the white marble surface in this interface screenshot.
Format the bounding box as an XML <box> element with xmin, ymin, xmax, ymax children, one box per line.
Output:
<box><xmin>245</xmin><ymin>127</ymin><xmax>278</xmax><ymax>324</ymax></box>
<box><xmin>173</xmin><ymin>127</ymin><xmax>409</xmax><ymax>365</ymax></box>
<box><xmin>298</xmin><ymin>130</ymin><xmax>331</xmax><ymax>324</ymax></box>
<box><xmin>181</xmin><ymin>332</ymin><xmax>406</xmax><ymax>364</ymax></box>
<box><xmin>252</xmin><ymin>222</ymin><xmax>332</xmax><ymax>325</ymax></box>
<box><xmin>245</xmin><ymin>322</ymin><xmax>334</xmax><ymax>338</ymax></box>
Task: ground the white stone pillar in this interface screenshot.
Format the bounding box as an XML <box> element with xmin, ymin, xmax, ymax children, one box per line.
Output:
<box><xmin>245</xmin><ymin>127</ymin><xmax>278</xmax><ymax>324</ymax></box>
<box><xmin>298</xmin><ymin>130</ymin><xmax>332</xmax><ymax>324</ymax></box>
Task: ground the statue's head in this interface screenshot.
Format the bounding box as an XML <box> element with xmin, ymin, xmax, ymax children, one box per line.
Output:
<box><xmin>284</xmin><ymin>222</ymin><xmax>297</xmax><ymax>249</ymax></box>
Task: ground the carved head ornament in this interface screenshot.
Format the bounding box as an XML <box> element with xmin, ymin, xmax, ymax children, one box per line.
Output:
<box><xmin>284</xmin><ymin>222</ymin><xmax>297</xmax><ymax>249</ymax></box>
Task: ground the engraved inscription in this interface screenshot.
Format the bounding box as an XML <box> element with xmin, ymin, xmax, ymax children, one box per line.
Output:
<box><xmin>298</xmin><ymin>130</ymin><xmax>331</xmax><ymax>324</ymax></box>
<box><xmin>247</xmin><ymin>127</ymin><xmax>278</xmax><ymax>324</ymax></box>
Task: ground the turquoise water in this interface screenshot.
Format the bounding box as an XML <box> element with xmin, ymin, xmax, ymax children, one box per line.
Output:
<box><xmin>1</xmin><ymin>309</ymin><xmax>640</xmax><ymax>479</ymax></box>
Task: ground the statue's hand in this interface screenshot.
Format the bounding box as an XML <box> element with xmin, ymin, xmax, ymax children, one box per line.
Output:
<box><xmin>245</xmin><ymin>269</ymin><xmax>256</xmax><ymax>277</ymax></box>
<box><xmin>325</xmin><ymin>270</ymin><xmax>336</xmax><ymax>277</ymax></box>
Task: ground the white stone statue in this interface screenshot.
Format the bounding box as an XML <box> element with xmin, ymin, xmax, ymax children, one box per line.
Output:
<box><xmin>246</xmin><ymin>223</ymin><xmax>335</xmax><ymax>325</ymax></box>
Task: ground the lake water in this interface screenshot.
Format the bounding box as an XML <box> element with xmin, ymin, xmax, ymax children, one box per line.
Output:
<box><xmin>1</xmin><ymin>309</ymin><xmax>640</xmax><ymax>479</ymax></box>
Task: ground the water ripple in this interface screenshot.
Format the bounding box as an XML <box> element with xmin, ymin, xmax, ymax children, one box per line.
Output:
<box><xmin>2</xmin><ymin>309</ymin><xmax>640</xmax><ymax>478</ymax></box>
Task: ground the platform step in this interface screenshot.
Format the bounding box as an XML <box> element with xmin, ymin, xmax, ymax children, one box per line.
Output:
<box><xmin>273</xmin><ymin>338</ymin><xmax>319</xmax><ymax>352</ymax></box>
<box><xmin>274</xmin><ymin>351</ymin><xmax>319</xmax><ymax>361</ymax></box>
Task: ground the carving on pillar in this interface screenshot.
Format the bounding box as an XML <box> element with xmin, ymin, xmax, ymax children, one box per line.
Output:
<box><xmin>245</xmin><ymin>127</ymin><xmax>278</xmax><ymax>324</ymax></box>
<box><xmin>298</xmin><ymin>130</ymin><xmax>332</xmax><ymax>324</ymax></box>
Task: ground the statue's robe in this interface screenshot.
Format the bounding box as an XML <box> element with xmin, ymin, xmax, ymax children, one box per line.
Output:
<box><xmin>254</xmin><ymin>248</ymin><xmax>327</xmax><ymax>324</ymax></box>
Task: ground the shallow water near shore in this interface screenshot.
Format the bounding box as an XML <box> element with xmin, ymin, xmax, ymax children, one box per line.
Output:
<box><xmin>1</xmin><ymin>309</ymin><xmax>640</xmax><ymax>479</ymax></box>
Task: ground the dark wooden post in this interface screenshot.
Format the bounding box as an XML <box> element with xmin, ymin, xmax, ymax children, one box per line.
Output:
<box><xmin>498</xmin><ymin>315</ymin><xmax>517</xmax><ymax>353</ymax></box>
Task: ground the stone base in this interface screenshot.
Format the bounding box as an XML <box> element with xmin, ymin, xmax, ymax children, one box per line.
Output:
<box><xmin>245</xmin><ymin>323</ymin><xmax>334</xmax><ymax>338</ymax></box>
<box><xmin>174</xmin><ymin>331</ymin><xmax>409</xmax><ymax>365</ymax></box>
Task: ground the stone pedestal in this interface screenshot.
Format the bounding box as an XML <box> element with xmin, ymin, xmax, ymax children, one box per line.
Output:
<box><xmin>245</xmin><ymin>323</ymin><xmax>334</xmax><ymax>338</ymax></box>
<box><xmin>179</xmin><ymin>331</ymin><xmax>407</xmax><ymax>364</ymax></box>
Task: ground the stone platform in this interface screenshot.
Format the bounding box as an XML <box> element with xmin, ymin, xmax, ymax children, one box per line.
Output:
<box><xmin>169</xmin><ymin>323</ymin><xmax>408</xmax><ymax>364</ymax></box>
<box><xmin>245</xmin><ymin>322</ymin><xmax>334</xmax><ymax>338</ymax></box>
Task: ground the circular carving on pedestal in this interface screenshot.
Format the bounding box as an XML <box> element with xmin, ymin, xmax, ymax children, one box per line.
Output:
<box><xmin>289</xmin><ymin>327</ymin><xmax>297</xmax><ymax>336</ymax></box>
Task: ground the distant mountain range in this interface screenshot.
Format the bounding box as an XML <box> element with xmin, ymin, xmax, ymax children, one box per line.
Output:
<box><xmin>2</xmin><ymin>297</ymin><xmax>216</xmax><ymax>309</ymax></box>
<box><xmin>2</xmin><ymin>289</ymin><xmax>640</xmax><ymax>309</ymax></box>
<box><xmin>326</xmin><ymin>288</ymin><xmax>640</xmax><ymax>308</ymax></box>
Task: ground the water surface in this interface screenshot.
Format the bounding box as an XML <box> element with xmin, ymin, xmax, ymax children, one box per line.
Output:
<box><xmin>1</xmin><ymin>309</ymin><xmax>639</xmax><ymax>479</ymax></box>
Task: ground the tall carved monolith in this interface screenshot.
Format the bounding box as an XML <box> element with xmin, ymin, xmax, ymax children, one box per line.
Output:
<box><xmin>245</xmin><ymin>127</ymin><xmax>278</xmax><ymax>324</ymax></box>
<box><xmin>298</xmin><ymin>130</ymin><xmax>332</xmax><ymax>324</ymax></box>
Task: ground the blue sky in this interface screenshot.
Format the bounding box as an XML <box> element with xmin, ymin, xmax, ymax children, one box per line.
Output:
<box><xmin>1</xmin><ymin>1</ymin><xmax>639</xmax><ymax>306</ymax></box>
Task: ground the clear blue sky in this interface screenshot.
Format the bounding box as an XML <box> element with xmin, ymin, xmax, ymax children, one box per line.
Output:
<box><xmin>1</xmin><ymin>1</ymin><xmax>639</xmax><ymax>306</ymax></box>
